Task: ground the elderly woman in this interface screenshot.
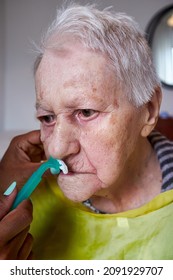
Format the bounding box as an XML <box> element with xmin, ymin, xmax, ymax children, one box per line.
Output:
<box><xmin>29</xmin><ymin>4</ymin><xmax>173</xmax><ymax>259</ymax></box>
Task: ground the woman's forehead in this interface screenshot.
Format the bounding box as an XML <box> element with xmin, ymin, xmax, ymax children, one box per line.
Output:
<box><xmin>36</xmin><ymin>51</ymin><xmax>118</xmax><ymax>93</ymax></box>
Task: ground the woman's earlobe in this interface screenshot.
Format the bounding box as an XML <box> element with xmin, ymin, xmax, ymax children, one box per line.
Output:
<box><xmin>141</xmin><ymin>120</ymin><xmax>156</xmax><ymax>137</ymax></box>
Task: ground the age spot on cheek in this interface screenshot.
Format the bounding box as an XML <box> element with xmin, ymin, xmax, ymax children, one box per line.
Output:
<box><xmin>92</xmin><ymin>86</ymin><xmax>97</xmax><ymax>92</ymax></box>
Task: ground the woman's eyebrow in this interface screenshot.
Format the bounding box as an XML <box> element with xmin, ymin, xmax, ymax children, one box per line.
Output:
<box><xmin>35</xmin><ymin>102</ymin><xmax>40</xmax><ymax>110</ymax></box>
<box><xmin>35</xmin><ymin>102</ymin><xmax>51</xmax><ymax>112</ymax></box>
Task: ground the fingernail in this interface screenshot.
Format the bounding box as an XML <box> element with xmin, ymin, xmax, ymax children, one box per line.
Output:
<box><xmin>3</xmin><ymin>181</ymin><xmax>17</xmax><ymax>196</ymax></box>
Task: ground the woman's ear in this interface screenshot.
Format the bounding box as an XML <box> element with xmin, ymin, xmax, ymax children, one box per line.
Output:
<box><xmin>141</xmin><ymin>86</ymin><xmax>162</xmax><ymax>137</ymax></box>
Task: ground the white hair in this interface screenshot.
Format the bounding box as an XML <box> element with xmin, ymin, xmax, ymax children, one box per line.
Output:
<box><xmin>34</xmin><ymin>3</ymin><xmax>161</xmax><ymax>107</ymax></box>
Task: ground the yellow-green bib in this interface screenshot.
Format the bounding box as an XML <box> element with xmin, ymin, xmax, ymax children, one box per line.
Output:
<box><xmin>30</xmin><ymin>178</ymin><xmax>173</xmax><ymax>260</ymax></box>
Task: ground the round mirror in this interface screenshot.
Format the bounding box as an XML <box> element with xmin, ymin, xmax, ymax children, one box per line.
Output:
<box><xmin>146</xmin><ymin>5</ymin><xmax>173</xmax><ymax>88</ymax></box>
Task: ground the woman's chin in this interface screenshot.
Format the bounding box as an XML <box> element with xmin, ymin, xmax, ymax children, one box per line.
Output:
<box><xmin>57</xmin><ymin>174</ymin><xmax>101</xmax><ymax>201</ymax></box>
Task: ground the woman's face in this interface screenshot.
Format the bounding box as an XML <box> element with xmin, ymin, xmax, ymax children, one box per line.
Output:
<box><xmin>35</xmin><ymin>43</ymin><xmax>144</xmax><ymax>202</ymax></box>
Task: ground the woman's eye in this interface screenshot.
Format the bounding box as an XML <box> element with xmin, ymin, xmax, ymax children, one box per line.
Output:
<box><xmin>77</xmin><ymin>109</ymin><xmax>98</xmax><ymax>120</ymax></box>
<box><xmin>38</xmin><ymin>115</ymin><xmax>56</xmax><ymax>125</ymax></box>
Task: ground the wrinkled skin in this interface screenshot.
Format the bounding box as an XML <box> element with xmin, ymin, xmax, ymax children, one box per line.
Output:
<box><xmin>35</xmin><ymin>41</ymin><xmax>162</xmax><ymax>213</ymax></box>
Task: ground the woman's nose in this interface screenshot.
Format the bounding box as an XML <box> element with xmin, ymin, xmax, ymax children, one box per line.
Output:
<box><xmin>47</xmin><ymin>121</ymin><xmax>80</xmax><ymax>159</ymax></box>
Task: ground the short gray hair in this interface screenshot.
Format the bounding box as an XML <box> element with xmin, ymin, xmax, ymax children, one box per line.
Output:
<box><xmin>34</xmin><ymin>3</ymin><xmax>161</xmax><ymax>107</ymax></box>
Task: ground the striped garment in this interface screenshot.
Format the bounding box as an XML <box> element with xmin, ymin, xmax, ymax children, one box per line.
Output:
<box><xmin>83</xmin><ymin>130</ymin><xmax>173</xmax><ymax>213</ymax></box>
<box><xmin>148</xmin><ymin>130</ymin><xmax>173</xmax><ymax>192</ymax></box>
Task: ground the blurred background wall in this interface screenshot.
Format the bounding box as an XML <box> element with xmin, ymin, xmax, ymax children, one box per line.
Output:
<box><xmin>0</xmin><ymin>0</ymin><xmax>173</xmax><ymax>133</ymax></box>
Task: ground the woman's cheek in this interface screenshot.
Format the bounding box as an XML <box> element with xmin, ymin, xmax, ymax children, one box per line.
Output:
<box><xmin>41</xmin><ymin>124</ymin><xmax>54</xmax><ymax>140</ymax></box>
